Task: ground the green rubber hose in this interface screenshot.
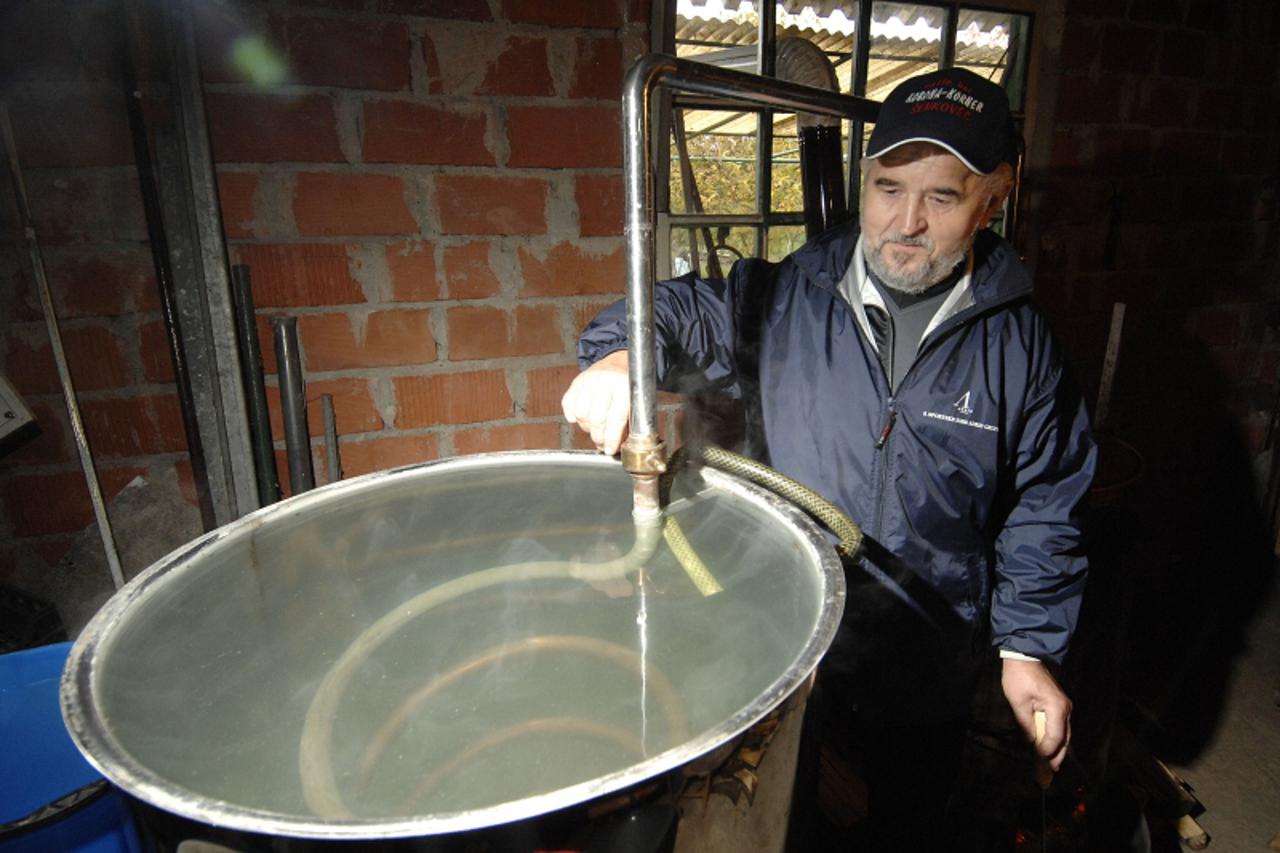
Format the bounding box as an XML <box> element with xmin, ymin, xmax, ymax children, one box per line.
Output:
<box><xmin>663</xmin><ymin>444</ymin><xmax>863</xmax><ymax>561</ymax></box>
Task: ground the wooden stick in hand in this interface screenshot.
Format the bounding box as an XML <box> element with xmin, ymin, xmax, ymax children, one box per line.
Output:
<box><xmin>1033</xmin><ymin>709</ymin><xmax>1054</xmax><ymax>789</ymax></box>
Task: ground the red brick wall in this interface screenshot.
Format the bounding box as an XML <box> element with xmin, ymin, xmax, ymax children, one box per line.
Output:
<box><xmin>1036</xmin><ymin>0</ymin><xmax>1280</xmax><ymax>461</ymax></box>
<box><xmin>3</xmin><ymin>0</ymin><xmax>1277</xmax><ymax>589</ymax></box>
<box><xmin>0</xmin><ymin>0</ymin><xmax>649</xmax><ymax>581</ymax></box>
<box><xmin>1043</xmin><ymin>0</ymin><xmax>1280</xmax><ymax>744</ymax></box>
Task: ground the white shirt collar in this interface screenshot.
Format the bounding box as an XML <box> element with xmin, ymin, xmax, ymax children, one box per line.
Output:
<box><xmin>839</xmin><ymin>236</ymin><xmax>978</xmax><ymax>353</ymax></box>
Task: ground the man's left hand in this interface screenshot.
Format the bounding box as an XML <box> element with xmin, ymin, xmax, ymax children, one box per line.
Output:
<box><xmin>1001</xmin><ymin>657</ymin><xmax>1072</xmax><ymax>772</ymax></box>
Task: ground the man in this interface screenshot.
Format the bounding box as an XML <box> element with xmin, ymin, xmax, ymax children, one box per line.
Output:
<box><xmin>562</xmin><ymin>68</ymin><xmax>1095</xmax><ymax>848</ymax></box>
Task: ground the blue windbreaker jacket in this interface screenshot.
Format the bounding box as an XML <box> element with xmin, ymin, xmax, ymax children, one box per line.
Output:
<box><xmin>578</xmin><ymin>224</ymin><xmax>1095</xmax><ymax>677</ymax></box>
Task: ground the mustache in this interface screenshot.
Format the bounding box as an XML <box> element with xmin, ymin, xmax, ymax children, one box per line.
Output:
<box><xmin>877</xmin><ymin>232</ymin><xmax>934</xmax><ymax>251</ymax></box>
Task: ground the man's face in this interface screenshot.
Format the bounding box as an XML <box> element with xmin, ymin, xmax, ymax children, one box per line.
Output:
<box><xmin>859</xmin><ymin>143</ymin><xmax>1005</xmax><ymax>293</ymax></box>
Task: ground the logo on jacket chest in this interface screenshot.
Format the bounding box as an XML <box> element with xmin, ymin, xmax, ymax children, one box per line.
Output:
<box><xmin>921</xmin><ymin>390</ymin><xmax>998</xmax><ymax>433</ymax></box>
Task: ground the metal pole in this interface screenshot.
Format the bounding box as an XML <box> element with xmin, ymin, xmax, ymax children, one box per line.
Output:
<box><xmin>322</xmin><ymin>394</ymin><xmax>341</xmax><ymax>484</ymax></box>
<box><xmin>231</xmin><ymin>266</ymin><xmax>281</xmax><ymax>505</ymax></box>
<box><xmin>1</xmin><ymin>105</ymin><xmax>126</xmax><ymax>590</ymax></box>
<box><xmin>165</xmin><ymin>0</ymin><xmax>259</xmax><ymax>520</ymax></box>
<box><xmin>798</xmin><ymin>124</ymin><xmax>849</xmax><ymax>238</ymax></box>
<box><xmin>1094</xmin><ymin>303</ymin><xmax>1127</xmax><ymax>432</ymax></box>
<box><xmin>754</xmin><ymin>0</ymin><xmax>776</xmax><ymax>260</ymax></box>
<box><xmin>940</xmin><ymin>5</ymin><xmax>958</xmax><ymax>70</ymax></box>
<box><xmin>847</xmin><ymin>0</ymin><xmax>875</xmax><ymax>216</ymax></box>
<box><xmin>272</xmin><ymin>317</ymin><xmax>314</xmax><ymax>494</ymax></box>
<box><xmin>120</xmin><ymin>1</ymin><xmax>217</xmax><ymax>531</ymax></box>
<box><xmin>620</xmin><ymin>55</ymin><xmax>878</xmax><ymax>515</ymax></box>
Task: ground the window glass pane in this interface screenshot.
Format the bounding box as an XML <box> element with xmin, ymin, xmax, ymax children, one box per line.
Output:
<box><xmin>867</xmin><ymin>2</ymin><xmax>946</xmax><ymax>101</ymax></box>
<box><xmin>675</xmin><ymin>1</ymin><xmax>760</xmax><ymax>63</ymax></box>
<box><xmin>773</xmin><ymin>0</ymin><xmax>855</xmax><ymax>215</ymax></box>
<box><xmin>670</xmin><ymin>224</ymin><xmax>807</xmax><ymax>270</ymax></box>
<box><xmin>669</xmin><ymin>114</ymin><xmax>758</xmax><ymax>215</ymax></box>
<box><xmin>673</xmin><ymin>3</ymin><xmax>762</xmax><ymax>220</ymax></box>
<box><xmin>670</xmin><ymin>226</ymin><xmax>757</xmax><ymax>278</ymax></box>
<box><xmin>771</xmin><ymin>114</ymin><xmax>804</xmax><ymax>214</ymax></box>
<box><xmin>775</xmin><ymin>2</ymin><xmax>858</xmax><ymax>95</ymax></box>
<box><xmin>954</xmin><ymin>8</ymin><xmax>1031</xmax><ymax>111</ymax></box>
<box><xmin>669</xmin><ymin>227</ymin><xmax>695</xmax><ymax>277</ymax></box>
<box><xmin>767</xmin><ymin>225</ymin><xmax>807</xmax><ymax>261</ymax></box>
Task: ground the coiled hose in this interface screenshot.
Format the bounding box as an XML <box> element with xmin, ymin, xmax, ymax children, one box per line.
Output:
<box><xmin>299</xmin><ymin>518</ymin><xmax>666</xmax><ymax>818</ymax></box>
<box><xmin>299</xmin><ymin>445</ymin><xmax>861</xmax><ymax>817</ymax></box>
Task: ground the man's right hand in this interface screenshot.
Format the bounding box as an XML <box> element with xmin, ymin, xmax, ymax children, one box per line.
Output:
<box><xmin>561</xmin><ymin>350</ymin><xmax>631</xmax><ymax>456</ymax></box>
<box><xmin>1001</xmin><ymin>657</ymin><xmax>1072</xmax><ymax>772</ymax></box>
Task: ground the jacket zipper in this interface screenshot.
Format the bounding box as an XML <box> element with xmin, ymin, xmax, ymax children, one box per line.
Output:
<box><xmin>875</xmin><ymin>406</ymin><xmax>897</xmax><ymax>449</ymax></box>
<box><xmin>873</xmin><ymin>401</ymin><xmax>896</xmax><ymax>537</ymax></box>
<box><xmin>826</xmin><ymin>240</ymin><xmax>1029</xmax><ymax>543</ymax></box>
<box><xmin>876</xmin><ymin>326</ymin><xmax>954</xmax><ymax>537</ymax></box>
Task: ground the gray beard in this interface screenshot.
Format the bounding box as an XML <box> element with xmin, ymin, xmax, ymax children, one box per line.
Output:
<box><xmin>864</xmin><ymin>231</ymin><xmax>973</xmax><ymax>294</ymax></box>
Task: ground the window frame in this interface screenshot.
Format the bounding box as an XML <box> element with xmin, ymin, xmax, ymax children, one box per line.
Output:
<box><xmin>650</xmin><ymin>0</ymin><xmax>1055</xmax><ymax>277</ymax></box>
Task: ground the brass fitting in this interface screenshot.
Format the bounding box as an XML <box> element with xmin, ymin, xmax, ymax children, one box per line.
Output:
<box><xmin>621</xmin><ymin>433</ymin><xmax>667</xmax><ymax>521</ymax></box>
<box><xmin>620</xmin><ymin>433</ymin><xmax>667</xmax><ymax>476</ymax></box>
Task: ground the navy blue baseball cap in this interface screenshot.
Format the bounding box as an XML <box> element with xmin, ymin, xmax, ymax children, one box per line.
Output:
<box><xmin>865</xmin><ymin>67</ymin><xmax>1020</xmax><ymax>175</ymax></box>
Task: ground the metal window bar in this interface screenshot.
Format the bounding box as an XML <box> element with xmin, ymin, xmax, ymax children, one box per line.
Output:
<box><xmin>940</xmin><ymin>3</ymin><xmax>958</xmax><ymax>69</ymax></box>
<box><xmin>754</xmin><ymin>0</ymin><xmax>776</xmax><ymax>260</ymax></box>
<box><xmin>846</xmin><ymin>0</ymin><xmax>875</xmax><ymax>214</ymax></box>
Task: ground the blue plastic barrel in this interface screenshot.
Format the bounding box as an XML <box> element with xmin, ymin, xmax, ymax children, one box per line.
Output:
<box><xmin>0</xmin><ymin>641</ymin><xmax>145</xmax><ymax>853</ymax></box>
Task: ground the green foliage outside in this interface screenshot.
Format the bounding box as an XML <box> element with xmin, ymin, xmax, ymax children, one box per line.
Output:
<box><xmin>669</xmin><ymin>129</ymin><xmax>819</xmax><ymax>269</ymax></box>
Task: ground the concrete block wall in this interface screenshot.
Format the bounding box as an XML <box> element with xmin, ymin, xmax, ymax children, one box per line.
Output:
<box><xmin>0</xmin><ymin>0</ymin><xmax>654</xmax><ymax>583</ymax></box>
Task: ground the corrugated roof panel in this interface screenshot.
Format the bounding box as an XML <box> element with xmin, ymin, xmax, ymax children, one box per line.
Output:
<box><xmin>677</xmin><ymin>2</ymin><xmax>1014</xmax><ymax>50</ymax></box>
<box><xmin>675</xmin><ymin>2</ymin><xmax>1021</xmax><ymax>134</ymax></box>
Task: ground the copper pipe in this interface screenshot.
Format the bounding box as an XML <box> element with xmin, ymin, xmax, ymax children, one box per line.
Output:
<box><xmin>355</xmin><ymin>634</ymin><xmax>689</xmax><ymax>791</ymax></box>
<box><xmin>299</xmin><ymin>521</ymin><xmax>665</xmax><ymax>818</ymax></box>
<box><xmin>400</xmin><ymin>717</ymin><xmax>646</xmax><ymax>813</ymax></box>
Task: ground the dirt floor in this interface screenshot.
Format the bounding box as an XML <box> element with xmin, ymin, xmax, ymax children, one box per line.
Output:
<box><xmin>1170</xmin><ymin>578</ymin><xmax>1280</xmax><ymax>851</ymax></box>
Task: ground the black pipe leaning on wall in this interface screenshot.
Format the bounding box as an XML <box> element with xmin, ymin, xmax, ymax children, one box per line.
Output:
<box><xmin>798</xmin><ymin>124</ymin><xmax>849</xmax><ymax>239</ymax></box>
<box><xmin>272</xmin><ymin>317</ymin><xmax>314</xmax><ymax>495</ymax></box>
<box><xmin>120</xmin><ymin>2</ymin><xmax>217</xmax><ymax>531</ymax></box>
<box><xmin>230</xmin><ymin>265</ymin><xmax>281</xmax><ymax>505</ymax></box>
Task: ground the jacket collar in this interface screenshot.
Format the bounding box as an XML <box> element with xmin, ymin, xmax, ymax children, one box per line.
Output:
<box><xmin>839</xmin><ymin>237</ymin><xmax>978</xmax><ymax>353</ymax></box>
<box><xmin>792</xmin><ymin>224</ymin><xmax>1033</xmax><ymax>348</ymax></box>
